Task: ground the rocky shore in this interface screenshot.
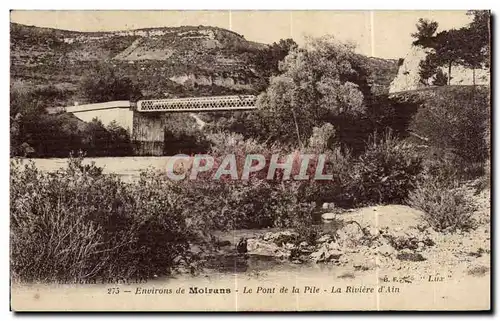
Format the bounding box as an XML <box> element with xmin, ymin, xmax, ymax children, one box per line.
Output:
<box><xmin>186</xmin><ymin>187</ymin><xmax>490</xmax><ymax>279</ymax></box>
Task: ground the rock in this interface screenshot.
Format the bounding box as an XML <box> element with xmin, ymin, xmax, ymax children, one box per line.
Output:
<box><xmin>389</xmin><ymin>45</ymin><xmax>489</xmax><ymax>93</ymax></box>
<box><xmin>350</xmin><ymin>253</ymin><xmax>377</xmax><ymax>271</ymax></box>
<box><xmin>246</xmin><ymin>238</ymin><xmax>290</xmax><ymax>259</ymax></box>
<box><xmin>322</xmin><ymin>203</ymin><xmax>335</xmax><ymax>210</ymax></box>
<box><xmin>316</xmin><ymin>234</ymin><xmax>333</xmax><ymax>244</ymax></box>
<box><xmin>299</xmin><ymin>241</ymin><xmax>309</xmax><ymax>248</ymax></box>
<box><xmin>321</xmin><ymin>212</ymin><xmax>337</xmax><ymax>221</ymax></box>
<box><xmin>337</xmin><ymin>222</ymin><xmax>364</xmax><ymax>248</ymax></box>
<box><xmin>338</xmin><ymin>255</ymin><xmax>349</xmax><ymax>265</ymax></box>
<box><xmin>378</xmin><ymin>243</ymin><xmax>396</xmax><ymax>257</ymax></box>
<box><xmin>262</xmin><ymin>232</ymin><xmax>274</xmax><ymax>241</ymax></box>
<box><xmin>328</xmin><ymin>241</ymin><xmax>342</xmax><ymax>251</ymax></box>
<box><xmin>236</xmin><ymin>238</ymin><xmax>248</xmax><ymax>254</ymax></box>
<box><xmin>389</xmin><ymin>46</ymin><xmax>429</xmax><ymax>93</ymax></box>
<box><xmin>365</xmin><ymin>227</ymin><xmax>380</xmax><ymax>239</ymax></box>
<box><xmin>310</xmin><ymin>243</ymin><xmax>343</xmax><ymax>263</ymax></box>
<box><xmin>216</xmin><ymin>240</ymin><xmax>232</xmax><ymax>247</ymax></box>
<box><xmin>384</xmin><ymin>227</ymin><xmax>435</xmax><ymax>250</ymax></box>
<box><xmin>190</xmin><ymin>244</ymin><xmax>203</xmax><ymax>255</ymax></box>
<box><xmin>262</xmin><ymin>231</ymin><xmax>300</xmax><ymax>246</ymax></box>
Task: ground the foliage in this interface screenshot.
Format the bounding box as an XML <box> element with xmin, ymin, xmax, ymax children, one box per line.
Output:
<box><xmin>433</xmin><ymin>69</ymin><xmax>448</xmax><ymax>86</ymax></box>
<box><xmin>10</xmin><ymin>87</ymin><xmax>133</xmax><ymax>157</ymax></box>
<box><xmin>169</xmin><ymin>177</ymin><xmax>316</xmax><ymax>230</ymax></box>
<box><xmin>308</xmin><ymin>123</ymin><xmax>336</xmax><ymax>150</ymax></box>
<box><xmin>408</xmin><ymin>177</ymin><xmax>476</xmax><ymax>232</ymax></box>
<box><xmin>254</xmin><ymin>38</ymin><xmax>298</xmax><ymax>85</ymax></box>
<box><xmin>412</xmin><ymin>11</ymin><xmax>490</xmax><ymax>85</ymax></box>
<box><xmin>78</xmin><ymin>64</ymin><xmax>142</xmax><ymax>103</ymax></box>
<box><xmin>411</xmin><ymin>18</ymin><xmax>439</xmax><ymax>48</ymax></box>
<box><xmin>162</xmin><ymin>114</ymin><xmax>211</xmax><ymax>155</ymax></box>
<box><xmin>418</xmin><ymin>53</ymin><xmax>439</xmax><ymax>85</ymax></box>
<box><xmin>298</xmin><ymin>146</ymin><xmax>354</xmax><ymax>206</ymax></box>
<box><xmin>256</xmin><ymin>35</ymin><xmax>368</xmax><ymax>146</ymax></box>
<box><xmin>10</xmin><ymin>157</ymin><xmax>194</xmax><ymax>282</ymax></box>
<box><xmin>409</xmin><ymin>86</ymin><xmax>489</xmax><ymax>166</ymax></box>
<box><xmin>345</xmin><ymin>132</ymin><xmax>423</xmax><ymax>206</ymax></box>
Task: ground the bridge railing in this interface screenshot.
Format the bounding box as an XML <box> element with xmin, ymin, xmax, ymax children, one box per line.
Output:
<box><xmin>136</xmin><ymin>95</ymin><xmax>257</xmax><ymax>112</ymax></box>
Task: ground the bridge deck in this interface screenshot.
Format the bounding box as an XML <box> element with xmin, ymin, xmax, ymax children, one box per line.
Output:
<box><xmin>137</xmin><ymin>95</ymin><xmax>257</xmax><ymax>112</ymax></box>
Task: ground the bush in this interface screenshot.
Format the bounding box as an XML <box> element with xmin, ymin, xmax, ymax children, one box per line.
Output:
<box><xmin>346</xmin><ymin>132</ymin><xmax>423</xmax><ymax>206</ymax></box>
<box><xmin>409</xmin><ymin>86</ymin><xmax>490</xmax><ymax>166</ymax></box>
<box><xmin>78</xmin><ymin>64</ymin><xmax>142</xmax><ymax>103</ymax></box>
<box><xmin>408</xmin><ymin>177</ymin><xmax>476</xmax><ymax>232</ymax></box>
<box><xmin>163</xmin><ymin>133</ymin><xmax>318</xmax><ymax>229</ymax></box>
<box><xmin>10</xmin><ymin>157</ymin><xmax>193</xmax><ymax>282</ymax></box>
<box><xmin>298</xmin><ymin>146</ymin><xmax>354</xmax><ymax>206</ymax></box>
<box><xmin>162</xmin><ymin>177</ymin><xmax>316</xmax><ymax>230</ymax></box>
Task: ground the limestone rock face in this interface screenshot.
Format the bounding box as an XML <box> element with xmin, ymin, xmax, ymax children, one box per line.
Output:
<box><xmin>389</xmin><ymin>45</ymin><xmax>490</xmax><ymax>93</ymax></box>
<box><xmin>389</xmin><ymin>46</ymin><xmax>429</xmax><ymax>93</ymax></box>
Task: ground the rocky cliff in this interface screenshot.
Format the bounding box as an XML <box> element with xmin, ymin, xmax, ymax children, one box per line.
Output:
<box><xmin>389</xmin><ymin>45</ymin><xmax>490</xmax><ymax>93</ymax></box>
<box><xmin>11</xmin><ymin>22</ymin><xmax>399</xmax><ymax>102</ymax></box>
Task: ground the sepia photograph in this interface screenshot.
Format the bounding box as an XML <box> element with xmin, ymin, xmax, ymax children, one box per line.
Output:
<box><xmin>9</xmin><ymin>9</ymin><xmax>491</xmax><ymax>311</ymax></box>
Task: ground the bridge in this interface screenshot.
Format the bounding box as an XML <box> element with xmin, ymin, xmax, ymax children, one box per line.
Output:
<box><xmin>65</xmin><ymin>95</ymin><xmax>258</xmax><ymax>156</ymax></box>
<box><xmin>137</xmin><ymin>95</ymin><xmax>257</xmax><ymax>112</ymax></box>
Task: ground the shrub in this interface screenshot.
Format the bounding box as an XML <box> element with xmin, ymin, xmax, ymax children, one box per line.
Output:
<box><xmin>407</xmin><ymin>177</ymin><xmax>476</xmax><ymax>232</ymax></box>
<box><xmin>10</xmin><ymin>157</ymin><xmax>193</xmax><ymax>282</ymax></box>
<box><xmin>423</xmin><ymin>150</ymin><xmax>485</xmax><ymax>184</ymax></box>
<box><xmin>308</xmin><ymin>123</ymin><xmax>336</xmax><ymax>150</ymax></box>
<box><xmin>409</xmin><ymin>86</ymin><xmax>490</xmax><ymax>166</ymax></box>
<box><xmin>167</xmin><ymin>172</ymin><xmax>316</xmax><ymax>230</ymax></box>
<box><xmin>164</xmin><ymin>133</ymin><xmax>318</xmax><ymax>229</ymax></box>
<box><xmin>78</xmin><ymin>63</ymin><xmax>142</xmax><ymax>103</ymax></box>
<box><xmin>346</xmin><ymin>132</ymin><xmax>423</xmax><ymax>206</ymax></box>
<box><xmin>298</xmin><ymin>146</ymin><xmax>354</xmax><ymax>206</ymax></box>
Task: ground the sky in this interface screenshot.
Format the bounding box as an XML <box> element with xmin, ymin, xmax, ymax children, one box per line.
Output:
<box><xmin>10</xmin><ymin>10</ymin><xmax>472</xmax><ymax>59</ymax></box>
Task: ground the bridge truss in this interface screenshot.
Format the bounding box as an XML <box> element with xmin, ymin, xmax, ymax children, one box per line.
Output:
<box><xmin>137</xmin><ymin>95</ymin><xmax>257</xmax><ymax>112</ymax></box>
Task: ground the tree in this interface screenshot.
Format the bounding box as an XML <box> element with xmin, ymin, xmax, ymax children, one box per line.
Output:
<box><xmin>106</xmin><ymin>121</ymin><xmax>133</xmax><ymax>156</ymax></box>
<box><xmin>79</xmin><ymin>64</ymin><xmax>142</xmax><ymax>103</ymax></box>
<box><xmin>413</xmin><ymin>11</ymin><xmax>490</xmax><ymax>86</ymax></box>
<box><xmin>433</xmin><ymin>69</ymin><xmax>448</xmax><ymax>86</ymax></box>
<box><xmin>411</xmin><ymin>18</ymin><xmax>439</xmax><ymax>48</ymax></box>
<box><xmin>256</xmin><ymin>35</ymin><xmax>366</xmax><ymax>146</ymax></box>
<box><xmin>418</xmin><ymin>53</ymin><xmax>439</xmax><ymax>85</ymax></box>
<box><xmin>433</xmin><ymin>28</ymin><xmax>469</xmax><ymax>85</ymax></box>
<box><xmin>254</xmin><ymin>38</ymin><xmax>298</xmax><ymax>85</ymax></box>
<box><xmin>462</xmin><ymin>11</ymin><xmax>490</xmax><ymax>84</ymax></box>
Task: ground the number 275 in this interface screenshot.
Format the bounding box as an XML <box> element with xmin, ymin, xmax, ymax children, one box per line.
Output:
<box><xmin>107</xmin><ymin>287</ymin><xmax>120</xmax><ymax>294</ymax></box>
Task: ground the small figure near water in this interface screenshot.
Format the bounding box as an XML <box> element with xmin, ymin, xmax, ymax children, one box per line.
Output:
<box><xmin>236</xmin><ymin>237</ymin><xmax>248</xmax><ymax>254</ymax></box>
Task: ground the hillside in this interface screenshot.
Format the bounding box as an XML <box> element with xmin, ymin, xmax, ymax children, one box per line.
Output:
<box><xmin>10</xmin><ymin>23</ymin><xmax>398</xmax><ymax>104</ymax></box>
